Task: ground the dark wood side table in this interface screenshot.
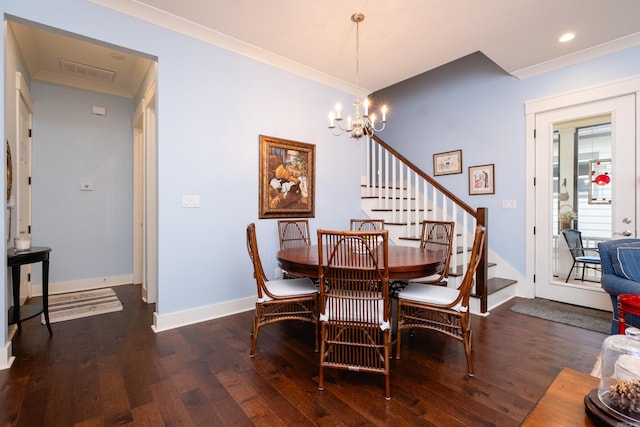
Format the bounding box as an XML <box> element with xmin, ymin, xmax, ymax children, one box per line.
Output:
<box><xmin>7</xmin><ymin>246</ymin><xmax>52</xmax><ymax>335</ymax></box>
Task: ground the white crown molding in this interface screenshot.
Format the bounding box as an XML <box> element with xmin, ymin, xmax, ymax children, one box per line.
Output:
<box><xmin>512</xmin><ymin>32</ymin><xmax>640</xmax><ymax>80</ymax></box>
<box><xmin>88</xmin><ymin>0</ymin><xmax>356</xmax><ymax>94</ymax></box>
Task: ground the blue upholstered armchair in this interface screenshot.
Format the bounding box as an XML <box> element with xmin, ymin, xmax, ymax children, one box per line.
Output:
<box><xmin>598</xmin><ymin>238</ymin><xmax>640</xmax><ymax>334</ymax></box>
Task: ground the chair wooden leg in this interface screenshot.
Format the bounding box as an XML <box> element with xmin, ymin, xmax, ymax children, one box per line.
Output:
<box><xmin>314</xmin><ymin>297</ymin><xmax>319</xmax><ymax>352</ymax></box>
<box><xmin>464</xmin><ymin>329</ymin><xmax>474</xmax><ymax>377</ymax></box>
<box><xmin>314</xmin><ymin>320</ymin><xmax>319</xmax><ymax>353</ymax></box>
<box><xmin>249</xmin><ymin>319</ymin><xmax>260</xmax><ymax>356</ymax></box>
<box><xmin>250</xmin><ymin>305</ymin><xmax>261</xmax><ymax>356</ymax></box>
<box><xmin>395</xmin><ymin>327</ymin><xmax>402</xmax><ymax>360</ymax></box>
<box><xmin>318</xmin><ymin>322</ymin><xmax>326</xmax><ymax>391</ymax></box>
<box><xmin>385</xmin><ymin>332</ymin><xmax>391</xmax><ymax>400</ymax></box>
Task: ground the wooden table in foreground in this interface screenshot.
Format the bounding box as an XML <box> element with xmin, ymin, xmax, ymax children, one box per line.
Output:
<box><xmin>521</xmin><ymin>367</ymin><xmax>598</xmax><ymax>427</ymax></box>
<box><xmin>276</xmin><ymin>245</ymin><xmax>443</xmax><ymax>281</ymax></box>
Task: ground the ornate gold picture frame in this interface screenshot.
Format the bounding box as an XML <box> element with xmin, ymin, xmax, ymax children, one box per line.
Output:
<box><xmin>259</xmin><ymin>135</ymin><xmax>315</xmax><ymax>218</ymax></box>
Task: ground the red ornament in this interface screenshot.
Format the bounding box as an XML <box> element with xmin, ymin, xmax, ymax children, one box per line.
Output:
<box><xmin>593</xmin><ymin>173</ymin><xmax>610</xmax><ymax>186</ymax></box>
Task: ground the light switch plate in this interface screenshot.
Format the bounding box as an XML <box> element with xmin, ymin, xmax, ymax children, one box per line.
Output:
<box><xmin>182</xmin><ymin>195</ymin><xmax>200</xmax><ymax>207</ymax></box>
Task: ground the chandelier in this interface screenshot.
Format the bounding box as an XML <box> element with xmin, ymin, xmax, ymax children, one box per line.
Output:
<box><xmin>328</xmin><ymin>13</ymin><xmax>388</xmax><ymax>139</ymax></box>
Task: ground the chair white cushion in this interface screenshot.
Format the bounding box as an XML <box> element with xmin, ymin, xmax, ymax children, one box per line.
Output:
<box><xmin>398</xmin><ymin>282</ymin><xmax>466</xmax><ymax>312</ymax></box>
<box><xmin>408</xmin><ymin>273</ymin><xmax>441</xmax><ymax>283</ymax></box>
<box><xmin>319</xmin><ymin>290</ymin><xmax>389</xmax><ymax>330</ymax></box>
<box><xmin>259</xmin><ymin>277</ymin><xmax>317</xmax><ymax>302</ymax></box>
<box><xmin>576</xmin><ymin>256</ymin><xmax>601</xmax><ymax>263</ymax></box>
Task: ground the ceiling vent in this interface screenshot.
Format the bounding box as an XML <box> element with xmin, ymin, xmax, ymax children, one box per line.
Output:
<box><xmin>57</xmin><ymin>58</ymin><xmax>116</xmax><ymax>82</ymax></box>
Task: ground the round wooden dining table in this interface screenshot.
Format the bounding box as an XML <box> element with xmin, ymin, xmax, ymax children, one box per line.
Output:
<box><xmin>276</xmin><ymin>245</ymin><xmax>443</xmax><ymax>281</ymax></box>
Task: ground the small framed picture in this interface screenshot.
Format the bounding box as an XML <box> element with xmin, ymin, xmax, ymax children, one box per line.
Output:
<box><xmin>469</xmin><ymin>164</ymin><xmax>495</xmax><ymax>195</ymax></box>
<box><xmin>433</xmin><ymin>150</ymin><xmax>462</xmax><ymax>176</ymax></box>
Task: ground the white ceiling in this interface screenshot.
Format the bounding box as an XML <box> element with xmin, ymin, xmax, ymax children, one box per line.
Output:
<box><xmin>11</xmin><ymin>0</ymin><xmax>640</xmax><ymax>97</ymax></box>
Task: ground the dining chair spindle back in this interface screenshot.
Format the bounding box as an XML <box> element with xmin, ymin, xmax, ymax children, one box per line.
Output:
<box><xmin>277</xmin><ymin>219</ymin><xmax>311</xmax><ymax>249</ymax></box>
<box><xmin>410</xmin><ymin>220</ymin><xmax>455</xmax><ymax>286</ymax></box>
<box><xmin>350</xmin><ymin>219</ymin><xmax>385</xmax><ymax>231</ymax></box>
<box><xmin>278</xmin><ymin>219</ymin><xmax>312</xmax><ymax>279</ymax></box>
<box><xmin>317</xmin><ymin>228</ymin><xmax>392</xmax><ymax>399</ymax></box>
<box><xmin>396</xmin><ymin>225</ymin><xmax>486</xmax><ymax>376</ymax></box>
<box><xmin>246</xmin><ymin>223</ymin><xmax>318</xmax><ymax>356</ymax></box>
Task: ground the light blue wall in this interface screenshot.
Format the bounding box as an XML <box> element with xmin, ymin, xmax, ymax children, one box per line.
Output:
<box><xmin>1</xmin><ymin>0</ymin><xmax>363</xmax><ymax>334</ymax></box>
<box><xmin>5</xmin><ymin>0</ymin><xmax>636</xmax><ymax>345</ymax></box>
<box><xmin>31</xmin><ymin>81</ymin><xmax>134</xmax><ymax>282</ymax></box>
<box><xmin>374</xmin><ymin>50</ymin><xmax>640</xmax><ymax>275</ymax></box>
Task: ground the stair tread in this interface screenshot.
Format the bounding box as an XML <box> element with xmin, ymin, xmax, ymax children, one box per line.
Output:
<box><xmin>471</xmin><ymin>277</ymin><xmax>517</xmax><ymax>297</ymax></box>
<box><xmin>449</xmin><ymin>262</ymin><xmax>496</xmax><ymax>277</ymax></box>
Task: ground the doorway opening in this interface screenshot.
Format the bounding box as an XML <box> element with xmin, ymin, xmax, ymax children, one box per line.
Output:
<box><xmin>525</xmin><ymin>78</ymin><xmax>639</xmax><ymax>311</ymax></box>
<box><xmin>6</xmin><ymin>17</ymin><xmax>159</xmax><ymax>314</ymax></box>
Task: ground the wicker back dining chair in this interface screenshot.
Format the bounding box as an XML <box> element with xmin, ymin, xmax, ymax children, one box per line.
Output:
<box><xmin>246</xmin><ymin>223</ymin><xmax>318</xmax><ymax>356</ymax></box>
<box><xmin>277</xmin><ymin>219</ymin><xmax>312</xmax><ymax>279</ymax></box>
<box><xmin>396</xmin><ymin>225</ymin><xmax>485</xmax><ymax>376</ymax></box>
<box><xmin>317</xmin><ymin>228</ymin><xmax>392</xmax><ymax>399</ymax></box>
<box><xmin>410</xmin><ymin>220</ymin><xmax>455</xmax><ymax>286</ymax></box>
<box><xmin>277</xmin><ymin>219</ymin><xmax>311</xmax><ymax>249</ymax></box>
<box><xmin>349</xmin><ymin>219</ymin><xmax>385</xmax><ymax>231</ymax></box>
<box><xmin>561</xmin><ymin>228</ymin><xmax>601</xmax><ymax>283</ymax></box>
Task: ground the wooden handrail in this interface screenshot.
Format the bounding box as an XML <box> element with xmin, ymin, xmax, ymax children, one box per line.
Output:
<box><xmin>371</xmin><ymin>134</ymin><xmax>476</xmax><ymax>217</ymax></box>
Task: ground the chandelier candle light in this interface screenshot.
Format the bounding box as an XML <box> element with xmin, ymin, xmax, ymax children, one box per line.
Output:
<box><xmin>328</xmin><ymin>13</ymin><xmax>388</xmax><ymax>139</ymax></box>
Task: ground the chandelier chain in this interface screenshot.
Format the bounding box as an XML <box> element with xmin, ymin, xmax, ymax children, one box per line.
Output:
<box><xmin>355</xmin><ymin>19</ymin><xmax>360</xmax><ymax>99</ymax></box>
<box><xmin>327</xmin><ymin>12</ymin><xmax>388</xmax><ymax>139</ymax></box>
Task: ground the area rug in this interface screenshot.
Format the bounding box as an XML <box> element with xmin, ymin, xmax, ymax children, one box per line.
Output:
<box><xmin>510</xmin><ymin>297</ymin><xmax>611</xmax><ymax>334</ymax></box>
<box><xmin>42</xmin><ymin>288</ymin><xmax>123</xmax><ymax>324</ymax></box>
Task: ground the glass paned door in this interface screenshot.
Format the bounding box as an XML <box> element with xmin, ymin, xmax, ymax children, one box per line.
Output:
<box><xmin>535</xmin><ymin>94</ymin><xmax>636</xmax><ymax>310</ymax></box>
<box><xmin>552</xmin><ymin>118</ymin><xmax>612</xmax><ymax>284</ymax></box>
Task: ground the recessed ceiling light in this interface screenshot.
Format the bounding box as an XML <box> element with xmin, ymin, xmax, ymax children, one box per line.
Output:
<box><xmin>110</xmin><ymin>52</ymin><xmax>125</xmax><ymax>60</ymax></box>
<box><xmin>559</xmin><ymin>33</ymin><xmax>575</xmax><ymax>43</ymax></box>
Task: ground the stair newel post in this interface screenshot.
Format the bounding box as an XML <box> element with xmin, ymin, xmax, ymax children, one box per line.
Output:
<box><xmin>476</xmin><ymin>207</ymin><xmax>489</xmax><ymax>313</ymax></box>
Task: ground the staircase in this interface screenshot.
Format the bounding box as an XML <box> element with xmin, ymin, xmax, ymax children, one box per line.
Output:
<box><xmin>362</xmin><ymin>135</ymin><xmax>518</xmax><ymax>315</ymax></box>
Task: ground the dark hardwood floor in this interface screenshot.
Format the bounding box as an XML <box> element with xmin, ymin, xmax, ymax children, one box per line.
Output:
<box><xmin>0</xmin><ymin>284</ymin><xmax>605</xmax><ymax>426</ymax></box>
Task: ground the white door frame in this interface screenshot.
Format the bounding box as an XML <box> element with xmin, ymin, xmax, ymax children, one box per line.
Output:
<box><xmin>524</xmin><ymin>75</ymin><xmax>640</xmax><ymax>300</ymax></box>
<box><xmin>132</xmin><ymin>80</ymin><xmax>158</xmax><ymax>305</ymax></box>
<box><xmin>15</xmin><ymin>72</ymin><xmax>33</xmax><ymax>300</ymax></box>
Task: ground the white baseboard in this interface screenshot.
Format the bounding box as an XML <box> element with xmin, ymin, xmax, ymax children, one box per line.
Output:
<box><xmin>0</xmin><ymin>340</ymin><xmax>15</xmax><ymax>370</ymax></box>
<box><xmin>30</xmin><ymin>274</ymin><xmax>134</xmax><ymax>297</ymax></box>
<box><xmin>152</xmin><ymin>295</ymin><xmax>255</xmax><ymax>333</ymax></box>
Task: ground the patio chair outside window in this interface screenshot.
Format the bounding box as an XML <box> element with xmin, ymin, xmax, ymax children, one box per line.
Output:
<box><xmin>561</xmin><ymin>228</ymin><xmax>601</xmax><ymax>283</ymax></box>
